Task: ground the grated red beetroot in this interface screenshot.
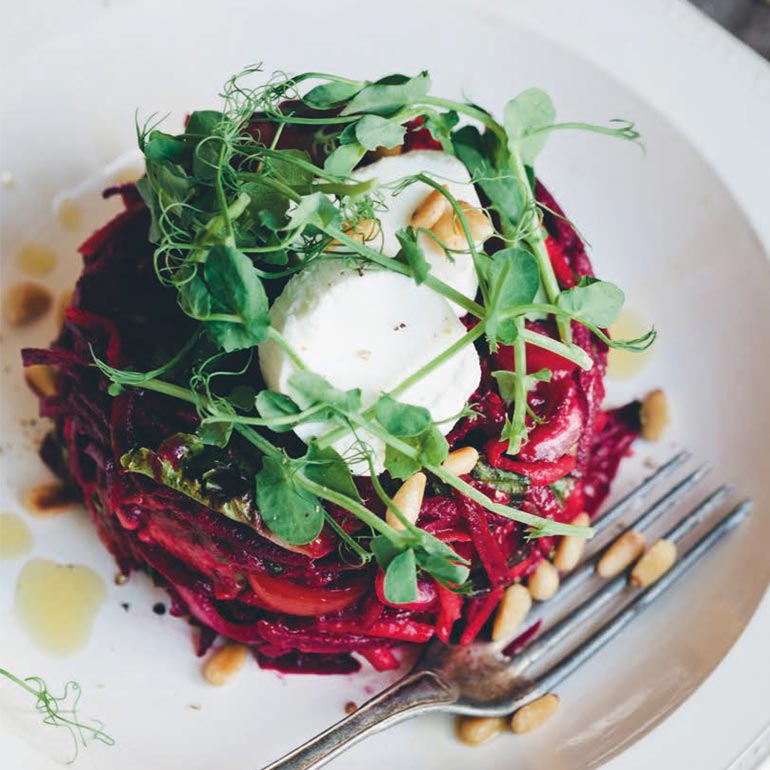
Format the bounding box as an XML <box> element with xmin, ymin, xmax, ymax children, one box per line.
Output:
<box><xmin>22</xmin><ymin>168</ymin><xmax>639</xmax><ymax>674</ymax></box>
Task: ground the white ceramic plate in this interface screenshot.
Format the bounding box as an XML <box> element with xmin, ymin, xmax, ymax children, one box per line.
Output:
<box><xmin>2</xmin><ymin>1</ymin><xmax>769</xmax><ymax>769</ymax></box>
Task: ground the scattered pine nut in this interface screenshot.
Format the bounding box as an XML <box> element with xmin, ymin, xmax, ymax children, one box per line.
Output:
<box><xmin>455</xmin><ymin>715</ymin><xmax>506</xmax><ymax>746</ymax></box>
<box><xmin>492</xmin><ymin>583</ymin><xmax>532</xmax><ymax>641</ymax></box>
<box><xmin>373</xmin><ymin>144</ymin><xmax>402</xmax><ymax>159</ymax></box>
<box><xmin>114</xmin><ymin>572</ymin><xmax>128</xmax><ymax>586</ymax></box>
<box><xmin>410</xmin><ymin>188</ymin><xmax>450</xmax><ymax>230</ymax></box>
<box><xmin>630</xmin><ymin>539</ymin><xmax>677</xmax><ymax>588</ymax></box>
<box><xmin>24</xmin><ymin>365</ymin><xmax>59</xmax><ymax>399</ymax></box>
<box><xmin>22</xmin><ymin>481</ymin><xmax>77</xmax><ymax>517</ymax></box>
<box><xmin>510</xmin><ymin>694</ymin><xmax>560</xmax><ymax>734</ymax></box>
<box><xmin>528</xmin><ymin>560</ymin><xmax>560</xmax><ymax>601</ymax></box>
<box><xmin>640</xmin><ymin>389</ymin><xmax>669</xmax><ymax>441</ymax></box>
<box><xmin>441</xmin><ymin>446</ymin><xmax>479</xmax><ymax>476</ymax></box>
<box><xmin>343</xmin><ymin>218</ymin><xmax>380</xmax><ymax>243</ymax></box>
<box><xmin>202</xmin><ymin>643</ymin><xmax>248</xmax><ymax>686</ymax></box>
<box><xmin>553</xmin><ymin>513</ymin><xmax>590</xmax><ymax>572</ymax></box>
<box><xmin>429</xmin><ymin>202</ymin><xmax>493</xmax><ymax>252</ymax></box>
<box><xmin>344</xmin><ymin>701</ymin><xmax>358</xmax><ymax>715</ymax></box>
<box><xmin>385</xmin><ymin>472</ymin><xmax>427</xmax><ymax>531</ymax></box>
<box><xmin>4</xmin><ymin>282</ymin><xmax>53</xmax><ymax>326</ymax></box>
<box><xmin>596</xmin><ymin>530</ymin><xmax>646</xmax><ymax>578</ymax></box>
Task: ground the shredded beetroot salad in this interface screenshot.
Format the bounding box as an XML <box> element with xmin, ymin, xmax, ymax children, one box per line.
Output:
<box><xmin>23</xmin><ymin>70</ymin><xmax>649</xmax><ymax>674</ymax></box>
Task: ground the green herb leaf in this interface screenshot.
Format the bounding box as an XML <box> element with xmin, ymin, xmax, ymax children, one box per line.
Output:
<box><xmin>503</xmin><ymin>88</ymin><xmax>557</xmax><ymax>165</ymax></box>
<box><xmin>452</xmin><ymin>125</ymin><xmax>525</xmax><ymax>226</ymax></box>
<box><xmin>370</xmin><ymin>534</ymin><xmax>402</xmax><ymax>569</ymax></box>
<box><xmin>374</xmin><ymin>395</ymin><xmax>432</xmax><ymax>437</ymax></box>
<box><xmin>185</xmin><ymin>110</ymin><xmax>227</xmax><ymax>136</ymax></box>
<box><xmin>287</xmin><ymin>370</ymin><xmax>362</xmax><ymax>413</ymax></box>
<box><xmin>414</xmin><ymin>549</ymin><xmax>469</xmax><ymax>587</ymax></box>
<box><xmin>341</xmin><ymin>72</ymin><xmax>431</xmax><ymax>116</ymax></box>
<box><xmin>255</xmin><ymin>455</ymin><xmax>325</xmax><ymax>544</ymax></box>
<box><xmin>144</xmin><ymin>131</ymin><xmax>188</xmax><ymax>163</ymax></box>
<box><xmin>288</xmin><ymin>192</ymin><xmax>342</xmax><ymax>230</ymax></box>
<box><xmin>198</xmin><ymin>418</ymin><xmax>233</xmax><ymax>448</ymax></box>
<box><xmin>492</xmin><ymin>367</ymin><xmax>551</xmax><ymax>403</ymax></box>
<box><xmin>303</xmin><ymin>444</ymin><xmax>361</xmax><ymax>503</ymax></box>
<box><xmin>384</xmin><ymin>425</ymin><xmax>449</xmax><ymax>481</ymax></box>
<box><xmin>255</xmin><ymin>390</ymin><xmax>301</xmax><ymax>432</ymax></box>
<box><xmin>395</xmin><ymin>226</ymin><xmax>430</xmax><ymax>284</ymax></box>
<box><xmin>203</xmin><ymin>245</ymin><xmax>270</xmax><ymax>351</ymax></box>
<box><xmin>324</xmin><ymin>143</ymin><xmax>367</xmax><ymax>175</ymax></box>
<box><xmin>383</xmin><ymin>549</ymin><xmax>419</xmax><ymax>604</ymax></box>
<box><xmin>304</xmin><ymin>80</ymin><xmax>366</xmax><ymax>108</ymax></box>
<box><xmin>354</xmin><ymin>115</ymin><xmax>406</xmax><ymax>151</ymax></box>
<box><xmin>483</xmin><ymin>247</ymin><xmax>541</xmax><ymax>346</ymax></box>
<box><xmin>556</xmin><ymin>277</ymin><xmax>625</xmax><ymax>327</ymax></box>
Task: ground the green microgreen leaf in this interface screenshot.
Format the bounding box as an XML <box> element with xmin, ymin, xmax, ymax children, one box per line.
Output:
<box><xmin>288</xmin><ymin>192</ymin><xmax>342</xmax><ymax>230</ymax></box>
<box><xmin>255</xmin><ymin>390</ymin><xmax>301</xmax><ymax>432</ymax></box>
<box><xmin>198</xmin><ymin>417</ymin><xmax>233</xmax><ymax>448</ymax></box>
<box><xmin>483</xmin><ymin>247</ymin><xmax>541</xmax><ymax>346</ymax></box>
<box><xmin>286</xmin><ymin>370</ymin><xmax>362</xmax><ymax>413</ymax></box>
<box><xmin>303</xmin><ymin>80</ymin><xmax>366</xmax><ymax>108</ymax></box>
<box><xmin>383</xmin><ymin>549</ymin><xmax>419</xmax><ymax>604</ymax></box>
<box><xmin>303</xmin><ymin>444</ymin><xmax>361</xmax><ymax>503</ymax></box>
<box><xmin>203</xmin><ymin>245</ymin><xmax>271</xmax><ymax>351</ymax></box>
<box><xmin>556</xmin><ymin>277</ymin><xmax>625</xmax><ymax>328</ymax></box>
<box><xmin>374</xmin><ymin>395</ymin><xmax>432</xmax><ymax>437</ymax></box>
<box><xmin>341</xmin><ymin>71</ymin><xmax>431</xmax><ymax>116</ymax></box>
<box><xmin>384</xmin><ymin>425</ymin><xmax>449</xmax><ymax>481</ymax></box>
<box><xmin>395</xmin><ymin>226</ymin><xmax>430</xmax><ymax>284</ymax></box>
<box><xmin>354</xmin><ymin>115</ymin><xmax>406</xmax><ymax>151</ymax></box>
<box><xmin>324</xmin><ymin>143</ymin><xmax>367</xmax><ymax>175</ymax></box>
<box><xmin>254</xmin><ymin>455</ymin><xmax>325</xmax><ymax>545</ymax></box>
<box><xmin>503</xmin><ymin>88</ymin><xmax>557</xmax><ymax>165</ymax></box>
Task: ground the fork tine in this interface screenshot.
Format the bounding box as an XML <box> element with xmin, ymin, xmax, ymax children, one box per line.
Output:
<box><xmin>558</xmin><ymin>462</ymin><xmax>713</xmax><ymax>597</ymax></box>
<box><xmin>515</xmin><ymin>484</ymin><xmax>733</xmax><ymax>670</ymax></box>
<box><xmin>591</xmin><ymin>449</ymin><xmax>691</xmax><ymax>532</ymax></box>
<box><xmin>529</xmin><ymin>499</ymin><xmax>751</xmax><ymax>695</ymax></box>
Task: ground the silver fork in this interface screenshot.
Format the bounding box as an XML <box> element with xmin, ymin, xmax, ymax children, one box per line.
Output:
<box><xmin>264</xmin><ymin>452</ymin><xmax>751</xmax><ymax>770</ymax></box>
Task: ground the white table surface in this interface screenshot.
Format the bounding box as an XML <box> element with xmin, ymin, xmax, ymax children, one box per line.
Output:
<box><xmin>2</xmin><ymin>1</ymin><xmax>769</xmax><ymax>768</ymax></box>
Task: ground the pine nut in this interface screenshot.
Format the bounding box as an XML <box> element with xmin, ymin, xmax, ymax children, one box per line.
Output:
<box><xmin>4</xmin><ymin>282</ymin><xmax>52</xmax><ymax>326</ymax></box>
<box><xmin>492</xmin><ymin>583</ymin><xmax>532</xmax><ymax>641</ymax></box>
<box><xmin>596</xmin><ymin>530</ymin><xmax>646</xmax><ymax>578</ymax></box>
<box><xmin>630</xmin><ymin>539</ymin><xmax>677</xmax><ymax>588</ymax></box>
<box><xmin>455</xmin><ymin>715</ymin><xmax>506</xmax><ymax>746</ymax></box>
<box><xmin>441</xmin><ymin>446</ymin><xmax>479</xmax><ymax>476</ymax></box>
<box><xmin>343</xmin><ymin>218</ymin><xmax>380</xmax><ymax>243</ymax></box>
<box><xmin>641</xmin><ymin>389</ymin><xmax>669</xmax><ymax>441</ymax></box>
<box><xmin>24</xmin><ymin>365</ymin><xmax>60</xmax><ymax>399</ymax></box>
<box><xmin>553</xmin><ymin>513</ymin><xmax>590</xmax><ymax>572</ymax></box>
<box><xmin>385</xmin><ymin>472</ymin><xmax>427</xmax><ymax>531</ymax></box>
<box><xmin>528</xmin><ymin>560</ymin><xmax>560</xmax><ymax>601</ymax></box>
<box><xmin>410</xmin><ymin>188</ymin><xmax>450</xmax><ymax>230</ymax></box>
<box><xmin>373</xmin><ymin>144</ymin><xmax>402</xmax><ymax>159</ymax></box>
<box><xmin>202</xmin><ymin>643</ymin><xmax>248</xmax><ymax>686</ymax></box>
<box><xmin>429</xmin><ymin>202</ymin><xmax>493</xmax><ymax>252</ymax></box>
<box><xmin>510</xmin><ymin>694</ymin><xmax>560</xmax><ymax>734</ymax></box>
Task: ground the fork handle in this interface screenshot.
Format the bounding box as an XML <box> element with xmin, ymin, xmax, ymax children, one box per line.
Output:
<box><xmin>262</xmin><ymin>669</ymin><xmax>457</xmax><ymax>770</ymax></box>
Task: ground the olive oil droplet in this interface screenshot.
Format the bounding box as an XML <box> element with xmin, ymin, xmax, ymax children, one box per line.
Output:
<box><xmin>0</xmin><ymin>513</ymin><xmax>33</xmax><ymax>559</ymax></box>
<box><xmin>607</xmin><ymin>309</ymin><xmax>654</xmax><ymax>380</ymax></box>
<box><xmin>15</xmin><ymin>559</ymin><xmax>106</xmax><ymax>655</ymax></box>
<box><xmin>17</xmin><ymin>243</ymin><xmax>56</xmax><ymax>277</ymax></box>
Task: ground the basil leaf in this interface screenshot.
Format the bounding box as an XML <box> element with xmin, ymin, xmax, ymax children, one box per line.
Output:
<box><xmin>303</xmin><ymin>80</ymin><xmax>365</xmax><ymax>109</ymax></box>
<box><xmin>383</xmin><ymin>549</ymin><xmax>419</xmax><ymax>604</ymax></box>
<box><xmin>341</xmin><ymin>72</ymin><xmax>431</xmax><ymax>116</ymax></box>
<box><xmin>503</xmin><ymin>88</ymin><xmax>556</xmax><ymax>165</ymax></box>
<box><xmin>203</xmin><ymin>245</ymin><xmax>270</xmax><ymax>351</ymax></box>
<box><xmin>255</xmin><ymin>456</ymin><xmax>324</xmax><ymax>545</ymax></box>
<box><xmin>556</xmin><ymin>277</ymin><xmax>625</xmax><ymax>327</ymax></box>
<box><xmin>354</xmin><ymin>115</ymin><xmax>406</xmax><ymax>151</ymax></box>
<box><xmin>395</xmin><ymin>227</ymin><xmax>430</xmax><ymax>284</ymax></box>
<box><xmin>303</xmin><ymin>444</ymin><xmax>361</xmax><ymax>503</ymax></box>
